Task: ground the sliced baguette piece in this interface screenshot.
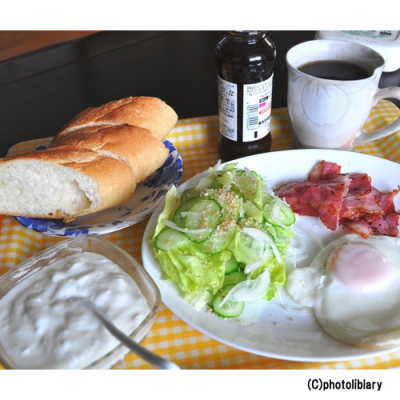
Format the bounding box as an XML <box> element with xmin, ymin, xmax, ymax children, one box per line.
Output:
<box><xmin>1</xmin><ymin>96</ymin><xmax>177</xmax><ymax>222</ymax></box>
<box><xmin>50</xmin><ymin>124</ymin><xmax>169</xmax><ymax>183</ymax></box>
<box><xmin>0</xmin><ymin>146</ymin><xmax>136</xmax><ymax>221</ymax></box>
<box><xmin>53</xmin><ymin>96</ymin><xmax>178</xmax><ymax>142</ymax></box>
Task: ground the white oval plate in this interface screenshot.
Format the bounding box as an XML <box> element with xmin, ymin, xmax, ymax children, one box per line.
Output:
<box><xmin>15</xmin><ymin>140</ymin><xmax>183</xmax><ymax>237</ymax></box>
<box><xmin>142</xmin><ymin>149</ymin><xmax>400</xmax><ymax>362</ymax></box>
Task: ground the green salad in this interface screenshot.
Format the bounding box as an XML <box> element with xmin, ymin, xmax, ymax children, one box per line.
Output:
<box><xmin>151</xmin><ymin>163</ymin><xmax>296</xmax><ymax>319</ymax></box>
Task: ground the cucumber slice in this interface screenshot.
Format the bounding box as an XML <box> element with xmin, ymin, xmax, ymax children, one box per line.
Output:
<box><xmin>243</xmin><ymin>200</ymin><xmax>263</xmax><ymax>222</ymax></box>
<box><xmin>274</xmin><ymin>224</ymin><xmax>295</xmax><ymax>239</ymax></box>
<box><xmin>197</xmin><ymin>175</ymin><xmax>223</xmax><ymax>190</ymax></box>
<box><xmin>224</xmin><ymin>254</ymin><xmax>240</xmax><ymax>274</ymax></box>
<box><xmin>180</xmin><ymin>187</ymin><xmax>201</xmax><ymax>204</ymax></box>
<box><xmin>208</xmin><ymin>188</ymin><xmax>242</xmax><ymax>221</ymax></box>
<box><xmin>191</xmin><ymin>288</ymin><xmax>214</xmax><ymax>310</ymax></box>
<box><xmin>172</xmin><ymin>196</ymin><xmax>201</xmax><ymax>228</ymax></box>
<box><xmin>263</xmin><ymin>198</ymin><xmax>295</xmax><ymax>227</ymax></box>
<box><xmin>233</xmin><ymin>170</ymin><xmax>263</xmax><ymax>208</ymax></box>
<box><xmin>212</xmin><ymin>284</ymin><xmax>244</xmax><ymax>318</ymax></box>
<box><xmin>155</xmin><ymin>228</ymin><xmax>190</xmax><ymax>251</ymax></box>
<box><xmin>264</xmin><ymin>222</ymin><xmax>278</xmax><ymax>237</ymax></box>
<box><xmin>222</xmin><ymin>271</ymin><xmax>246</xmax><ymax>287</ymax></box>
<box><xmin>199</xmin><ymin>221</ymin><xmax>236</xmax><ymax>254</ymax></box>
<box><xmin>184</xmin><ymin>199</ymin><xmax>223</xmax><ymax>243</ymax></box>
<box><xmin>262</xmin><ymin>192</ymin><xmax>274</xmax><ymax>206</ymax></box>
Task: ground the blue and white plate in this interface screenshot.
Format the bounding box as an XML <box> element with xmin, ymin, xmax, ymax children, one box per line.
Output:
<box><xmin>14</xmin><ymin>140</ymin><xmax>183</xmax><ymax>237</ymax></box>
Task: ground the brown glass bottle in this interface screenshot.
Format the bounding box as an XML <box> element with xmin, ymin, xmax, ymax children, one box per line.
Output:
<box><xmin>215</xmin><ymin>31</ymin><xmax>276</xmax><ymax>162</ymax></box>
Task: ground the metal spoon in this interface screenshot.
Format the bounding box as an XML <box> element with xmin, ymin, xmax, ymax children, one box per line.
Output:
<box><xmin>71</xmin><ymin>296</ymin><xmax>180</xmax><ymax>370</ymax></box>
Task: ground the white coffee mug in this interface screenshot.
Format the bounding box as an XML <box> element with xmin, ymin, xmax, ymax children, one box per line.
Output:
<box><xmin>286</xmin><ymin>39</ymin><xmax>400</xmax><ymax>149</ymax></box>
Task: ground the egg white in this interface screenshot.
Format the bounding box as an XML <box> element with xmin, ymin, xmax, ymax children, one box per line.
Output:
<box><xmin>287</xmin><ymin>234</ymin><xmax>400</xmax><ymax>349</ymax></box>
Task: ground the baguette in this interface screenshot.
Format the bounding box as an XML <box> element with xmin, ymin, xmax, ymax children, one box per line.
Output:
<box><xmin>0</xmin><ymin>147</ymin><xmax>136</xmax><ymax>221</ymax></box>
<box><xmin>0</xmin><ymin>96</ymin><xmax>178</xmax><ymax>222</ymax></box>
<box><xmin>50</xmin><ymin>124</ymin><xmax>169</xmax><ymax>184</ymax></box>
<box><xmin>53</xmin><ymin>96</ymin><xmax>178</xmax><ymax>142</ymax></box>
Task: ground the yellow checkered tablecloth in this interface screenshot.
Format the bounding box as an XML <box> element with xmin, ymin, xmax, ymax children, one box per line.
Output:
<box><xmin>1</xmin><ymin>101</ymin><xmax>400</xmax><ymax>370</ymax></box>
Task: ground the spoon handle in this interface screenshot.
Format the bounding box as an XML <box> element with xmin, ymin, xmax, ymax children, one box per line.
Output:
<box><xmin>74</xmin><ymin>297</ymin><xmax>180</xmax><ymax>370</ymax></box>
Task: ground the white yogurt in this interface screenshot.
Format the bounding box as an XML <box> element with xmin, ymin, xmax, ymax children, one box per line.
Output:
<box><xmin>0</xmin><ymin>252</ymin><xmax>150</xmax><ymax>369</ymax></box>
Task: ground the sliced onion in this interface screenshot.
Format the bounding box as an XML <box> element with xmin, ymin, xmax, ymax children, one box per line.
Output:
<box><xmin>208</xmin><ymin>161</ymin><xmax>222</xmax><ymax>176</ymax></box>
<box><xmin>262</xmin><ymin>181</ymin><xmax>273</xmax><ymax>192</ymax></box>
<box><xmin>241</xmin><ymin>227</ymin><xmax>282</xmax><ymax>264</ymax></box>
<box><xmin>244</xmin><ymin>248</ymin><xmax>271</xmax><ymax>274</ymax></box>
<box><xmin>213</xmin><ymin>160</ymin><xmax>221</xmax><ymax>169</ymax></box>
<box><xmin>293</xmin><ymin>222</ymin><xmax>324</xmax><ymax>250</ymax></box>
<box><xmin>181</xmin><ymin>211</ymin><xmax>200</xmax><ymax>218</ymax></box>
<box><xmin>285</xmin><ymin>233</ymin><xmax>308</xmax><ymax>267</ymax></box>
<box><xmin>239</xmin><ymin>196</ymin><xmax>245</xmax><ymax>219</ymax></box>
<box><xmin>285</xmin><ymin>221</ymin><xmax>324</xmax><ymax>268</ymax></box>
<box><xmin>220</xmin><ymin>268</ymin><xmax>271</xmax><ymax>306</ymax></box>
<box><xmin>162</xmin><ymin>219</ymin><xmax>212</xmax><ymax>234</ymax></box>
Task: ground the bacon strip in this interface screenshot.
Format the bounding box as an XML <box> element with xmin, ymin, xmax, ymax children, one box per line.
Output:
<box><xmin>371</xmin><ymin>186</ymin><xmax>400</xmax><ymax>213</ymax></box>
<box><xmin>340</xmin><ymin>212</ymin><xmax>399</xmax><ymax>238</ymax></box>
<box><xmin>308</xmin><ymin>160</ymin><xmax>342</xmax><ymax>181</ymax></box>
<box><xmin>274</xmin><ymin>160</ymin><xmax>399</xmax><ymax>237</ymax></box>
<box><xmin>347</xmin><ymin>173</ymin><xmax>372</xmax><ymax>195</ymax></box>
<box><xmin>339</xmin><ymin>192</ymin><xmax>383</xmax><ymax>220</ymax></box>
<box><xmin>275</xmin><ymin>173</ymin><xmax>349</xmax><ymax>231</ymax></box>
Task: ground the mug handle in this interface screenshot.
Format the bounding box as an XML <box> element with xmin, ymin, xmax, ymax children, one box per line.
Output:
<box><xmin>353</xmin><ymin>86</ymin><xmax>400</xmax><ymax>146</ymax></box>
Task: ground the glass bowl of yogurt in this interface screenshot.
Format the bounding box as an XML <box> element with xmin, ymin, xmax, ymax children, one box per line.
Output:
<box><xmin>0</xmin><ymin>235</ymin><xmax>161</xmax><ymax>369</ymax></box>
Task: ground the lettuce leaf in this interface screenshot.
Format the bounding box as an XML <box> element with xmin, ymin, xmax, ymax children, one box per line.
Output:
<box><xmin>152</xmin><ymin>185</ymin><xmax>180</xmax><ymax>238</ymax></box>
<box><xmin>154</xmin><ymin>244</ymin><xmax>230</xmax><ymax>301</ymax></box>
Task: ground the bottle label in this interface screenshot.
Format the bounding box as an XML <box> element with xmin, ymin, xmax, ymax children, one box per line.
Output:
<box><xmin>217</xmin><ymin>76</ymin><xmax>237</xmax><ymax>141</ymax></box>
<box><xmin>217</xmin><ymin>75</ymin><xmax>273</xmax><ymax>142</ymax></box>
<box><xmin>242</xmin><ymin>75</ymin><xmax>273</xmax><ymax>142</ymax></box>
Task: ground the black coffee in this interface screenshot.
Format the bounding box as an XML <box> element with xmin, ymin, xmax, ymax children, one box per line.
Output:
<box><xmin>298</xmin><ymin>60</ymin><xmax>371</xmax><ymax>81</ymax></box>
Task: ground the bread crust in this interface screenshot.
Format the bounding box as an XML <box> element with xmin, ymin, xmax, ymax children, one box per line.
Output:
<box><xmin>50</xmin><ymin>124</ymin><xmax>169</xmax><ymax>183</ymax></box>
<box><xmin>54</xmin><ymin>96</ymin><xmax>178</xmax><ymax>142</ymax></box>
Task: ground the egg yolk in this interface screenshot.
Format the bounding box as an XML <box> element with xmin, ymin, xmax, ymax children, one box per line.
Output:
<box><xmin>331</xmin><ymin>243</ymin><xmax>394</xmax><ymax>293</ymax></box>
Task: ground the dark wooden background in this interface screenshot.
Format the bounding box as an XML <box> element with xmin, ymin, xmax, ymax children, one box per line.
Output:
<box><xmin>0</xmin><ymin>31</ymin><xmax>399</xmax><ymax>157</ymax></box>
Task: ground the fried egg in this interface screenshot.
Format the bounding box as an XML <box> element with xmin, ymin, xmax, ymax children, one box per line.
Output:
<box><xmin>287</xmin><ymin>234</ymin><xmax>400</xmax><ymax>349</ymax></box>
